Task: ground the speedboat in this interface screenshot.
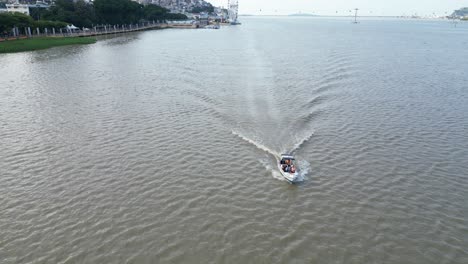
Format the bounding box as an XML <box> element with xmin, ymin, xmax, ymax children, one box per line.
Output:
<box><xmin>278</xmin><ymin>154</ymin><xmax>299</xmax><ymax>183</ymax></box>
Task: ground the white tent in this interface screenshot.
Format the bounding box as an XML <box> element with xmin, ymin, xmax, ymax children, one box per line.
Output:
<box><xmin>66</xmin><ymin>25</ymin><xmax>79</xmax><ymax>31</ymax></box>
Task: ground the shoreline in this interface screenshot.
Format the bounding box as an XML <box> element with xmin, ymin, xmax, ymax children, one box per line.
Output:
<box><xmin>0</xmin><ymin>23</ymin><xmax>200</xmax><ymax>54</ymax></box>
<box><xmin>0</xmin><ymin>37</ymin><xmax>96</xmax><ymax>53</ymax></box>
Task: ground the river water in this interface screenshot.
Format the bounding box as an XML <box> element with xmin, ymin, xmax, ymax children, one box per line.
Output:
<box><xmin>1</xmin><ymin>17</ymin><xmax>468</xmax><ymax>263</ymax></box>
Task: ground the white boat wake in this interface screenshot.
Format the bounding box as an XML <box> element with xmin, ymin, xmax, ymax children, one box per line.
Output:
<box><xmin>231</xmin><ymin>130</ymin><xmax>280</xmax><ymax>157</ymax></box>
<box><xmin>295</xmin><ymin>159</ymin><xmax>310</xmax><ymax>182</ymax></box>
<box><xmin>288</xmin><ymin>130</ymin><xmax>315</xmax><ymax>154</ymax></box>
<box><xmin>259</xmin><ymin>158</ymin><xmax>286</xmax><ymax>181</ymax></box>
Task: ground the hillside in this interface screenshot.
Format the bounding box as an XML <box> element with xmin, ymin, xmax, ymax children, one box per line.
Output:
<box><xmin>452</xmin><ymin>7</ymin><xmax>468</xmax><ymax>17</ymax></box>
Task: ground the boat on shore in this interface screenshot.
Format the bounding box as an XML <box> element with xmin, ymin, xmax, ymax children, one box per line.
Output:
<box><xmin>278</xmin><ymin>154</ymin><xmax>299</xmax><ymax>183</ymax></box>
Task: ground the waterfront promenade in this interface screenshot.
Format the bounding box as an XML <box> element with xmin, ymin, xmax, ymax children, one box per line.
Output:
<box><xmin>2</xmin><ymin>21</ymin><xmax>198</xmax><ymax>41</ymax></box>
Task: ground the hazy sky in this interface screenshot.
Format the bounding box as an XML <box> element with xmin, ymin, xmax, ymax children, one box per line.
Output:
<box><xmin>209</xmin><ymin>0</ymin><xmax>468</xmax><ymax>16</ymax></box>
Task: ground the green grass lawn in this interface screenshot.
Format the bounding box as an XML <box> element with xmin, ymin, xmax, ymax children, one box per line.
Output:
<box><xmin>0</xmin><ymin>37</ymin><xmax>96</xmax><ymax>53</ymax></box>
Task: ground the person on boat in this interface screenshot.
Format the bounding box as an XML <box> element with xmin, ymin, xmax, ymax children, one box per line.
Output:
<box><xmin>290</xmin><ymin>165</ymin><xmax>296</xmax><ymax>173</ymax></box>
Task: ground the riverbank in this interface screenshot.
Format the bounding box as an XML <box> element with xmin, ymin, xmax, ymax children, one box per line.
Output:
<box><xmin>0</xmin><ymin>37</ymin><xmax>96</xmax><ymax>54</ymax></box>
<box><xmin>0</xmin><ymin>22</ymin><xmax>202</xmax><ymax>54</ymax></box>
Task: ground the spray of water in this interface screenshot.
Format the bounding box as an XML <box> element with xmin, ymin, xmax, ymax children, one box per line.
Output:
<box><xmin>296</xmin><ymin>160</ymin><xmax>311</xmax><ymax>182</ymax></box>
<box><xmin>259</xmin><ymin>157</ymin><xmax>287</xmax><ymax>182</ymax></box>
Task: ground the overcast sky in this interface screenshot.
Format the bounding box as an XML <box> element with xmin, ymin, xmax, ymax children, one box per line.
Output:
<box><xmin>208</xmin><ymin>0</ymin><xmax>468</xmax><ymax>16</ymax></box>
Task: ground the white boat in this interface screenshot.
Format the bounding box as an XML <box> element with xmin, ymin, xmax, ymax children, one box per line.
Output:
<box><xmin>278</xmin><ymin>154</ymin><xmax>299</xmax><ymax>183</ymax></box>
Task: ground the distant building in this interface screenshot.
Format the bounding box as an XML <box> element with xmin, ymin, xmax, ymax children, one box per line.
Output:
<box><xmin>1</xmin><ymin>1</ymin><xmax>50</xmax><ymax>15</ymax></box>
<box><xmin>28</xmin><ymin>1</ymin><xmax>49</xmax><ymax>9</ymax></box>
<box><xmin>198</xmin><ymin>13</ymin><xmax>208</xmax><ymax>26</ymax></box>
<box><xmin>6</xmin><ymin>2</ymin><xmax>30</xmax><ymax>15</ymax></box>
<box><xmin>133</xmin><ymin>0</ymin><xmax>152</xmax><ymax>4</ymax></box>
<box><xmin>452</xmin><ymin>7</ymin><xmax>468</xmax><ymax>18</ymax></box>
<box><xmin>0</xmin><ymin>2</ymin><xmax>8</xmax><ymax>13</ymax></box>
<box><xmin>3</xmin><ymin>0</ymin><xmax>53</xmax><ymax>3</ymax></box>
<box><xmin>136</xmin><ymin>0</ymin><xmax>214</xmax><ymax>14</ymax></box>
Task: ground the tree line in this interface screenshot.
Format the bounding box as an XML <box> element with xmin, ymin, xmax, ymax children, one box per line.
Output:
<box><xmin>1</xmin><ymin>0</ymin><xmax>188</xmax><ymax>34</ymax></box>
<box><xmin>0</xmin><ymin>12</ymin><xmax>68</xmax><ymax>34</ymax></box>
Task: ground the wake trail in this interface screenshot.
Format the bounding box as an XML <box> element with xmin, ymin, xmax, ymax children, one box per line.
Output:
<box><xmin>288</xmin><ymin>130</ymin><xmax>315</xmax><ymax>154</ymax></box>
<box><xmin>232</xmin><ymin>130</ymin><xmax>280</xmax><ymax>157</ymax></box>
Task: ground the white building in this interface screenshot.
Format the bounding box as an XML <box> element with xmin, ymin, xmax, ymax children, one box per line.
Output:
<box><xmin>6</xmin><ymin>3</ymin><xmax>30</xmax><ymax>15</ymax></box>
